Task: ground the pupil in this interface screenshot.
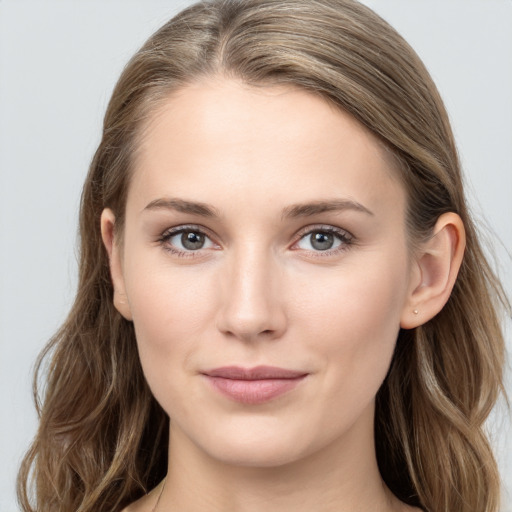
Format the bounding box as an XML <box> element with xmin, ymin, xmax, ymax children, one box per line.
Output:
<box><xmin>182</xmin><ymin>231</ymin><xmax>204</xmax><ymax>250</ymax></box>
<box><xmin>311</xmin><ymin>232</ymin><xmax>333</xmax><ymax>251</ymax></box>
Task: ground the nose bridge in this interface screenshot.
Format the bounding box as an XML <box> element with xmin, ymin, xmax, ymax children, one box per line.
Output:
<box><xmin>217</xmin><ymin>241</ymin><xmax>286</xmax><ymax>341</ymax></box>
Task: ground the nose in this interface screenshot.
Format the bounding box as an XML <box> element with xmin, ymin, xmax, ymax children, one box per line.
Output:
<box><xmin>216</xmin><ymin>246</ymin><xmax>287</xmax><ymax>342</ymax></box>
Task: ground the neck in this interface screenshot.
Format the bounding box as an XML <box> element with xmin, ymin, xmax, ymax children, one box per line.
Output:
<box><xmin>157</xmin><ymin>407</ymin><xmax>405</xmax><ymax>512</ymax></box>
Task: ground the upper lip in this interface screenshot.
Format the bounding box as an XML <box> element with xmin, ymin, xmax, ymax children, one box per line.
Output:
<box><xmin>203</xmin><ymin>365</ymin><xmax>308</xmax><ymax>380</ymax></box>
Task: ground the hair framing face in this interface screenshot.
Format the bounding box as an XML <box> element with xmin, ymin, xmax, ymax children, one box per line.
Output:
<box><xmin>17</xmin><ymin>2</ymin><xmax>508</xmax><ymax>512</ymax></box>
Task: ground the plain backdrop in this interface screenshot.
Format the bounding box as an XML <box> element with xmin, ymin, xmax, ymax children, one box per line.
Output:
<box><xmin>1</xmin><ymin>1</ymin><xmax>511</xmax><ymax>510</ymax></box>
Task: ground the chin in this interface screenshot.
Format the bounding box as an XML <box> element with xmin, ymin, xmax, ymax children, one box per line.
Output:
<box><xmin>205</xmin><ymin>439</ymin><xmax>308</xmax><ymax>469</ymax></box>
<box><xmin>189</xmin><ymin>420</ymin><xmax>314</xmax><ymax>469</ymax></box>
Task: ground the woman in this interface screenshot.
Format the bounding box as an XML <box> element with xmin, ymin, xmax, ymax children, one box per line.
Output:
<box><xmin>17</xmin><ymin>0</ymin><xmax>509</xmax><ymax>511</ymax></box>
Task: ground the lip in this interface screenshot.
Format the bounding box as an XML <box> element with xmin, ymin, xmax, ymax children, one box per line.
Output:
<box><xmin>202</xmin><ymin>365</ymin><xmax>308</xmax><ymax>404</ymax></box>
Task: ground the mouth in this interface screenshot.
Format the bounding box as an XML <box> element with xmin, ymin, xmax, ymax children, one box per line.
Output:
<box><xmin>201</xmin><ymin>365</ymin><xmax>309</xmax><ymax>404</ymax></box>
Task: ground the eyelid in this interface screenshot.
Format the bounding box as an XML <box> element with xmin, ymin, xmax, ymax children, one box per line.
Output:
<box><xmin>290</xmin><ymin>224</ymin><xmax>355</xmax><ymax>255</ymax></box>
<box><xmin>293</xmin><ymin>223</ymin><xmax>354</xmax><ymax>241</ymax></box>
<box><xmin>158</xmin><ymin>224</ymin><xmax>221</xmax><ymax>256</ymax></box>
<box><xmin>160</xmin><ymin>223</ymin><xmax>215</xmax><ymax>239</ymax></box>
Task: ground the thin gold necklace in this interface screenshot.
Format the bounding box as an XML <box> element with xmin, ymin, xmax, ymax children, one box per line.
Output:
<box><xmin>150</xmin><ymin>477</ymin><xmax>166</xmax><ymax>512</ymax></box>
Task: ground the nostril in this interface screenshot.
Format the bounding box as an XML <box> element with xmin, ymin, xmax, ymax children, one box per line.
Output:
<box><xmin>216</xmin><ymin>318</ymin><xmax>286</xmax><ymax>343</ymax></box>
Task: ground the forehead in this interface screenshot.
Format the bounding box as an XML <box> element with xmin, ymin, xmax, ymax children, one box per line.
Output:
<box><xmin>130</xmin><ymin>78</ymin><xmax>405</xmax><ymax>219</ymax></box>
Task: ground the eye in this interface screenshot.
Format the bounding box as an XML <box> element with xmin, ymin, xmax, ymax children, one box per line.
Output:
<box><xmin>159</xmin><ymin>226</ymin><xmax>217</xmax><ymax>254</ymax></box>
<box><xmin>294</xmin><ymin>226</ymin><xmax>353</xmax><ymax>254</ymax></box>
<box><xmin>174</xmin><ymin>230</ymin><xmax>208</xmax><ymax>250</ymax></box>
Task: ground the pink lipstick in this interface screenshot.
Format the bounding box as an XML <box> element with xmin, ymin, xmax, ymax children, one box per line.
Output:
<box><xmin>202</xmin><ymin>365</ymin><xmax>308</xmax><ymax>404</ymax></box>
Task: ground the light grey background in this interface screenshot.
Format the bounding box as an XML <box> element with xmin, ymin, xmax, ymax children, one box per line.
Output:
<box><xmin>1</xmin><ymin>1</ymin><xmax>511</xmax><ymax>510</ymax></box>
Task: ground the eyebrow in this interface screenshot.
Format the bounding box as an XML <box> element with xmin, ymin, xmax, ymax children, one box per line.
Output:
<box><xmin>281</xmin><ymin>199</ymin><xmax>374</xmax><ymax>219</ymax></box>
<box><xmin>143</xmin><ymin>197</ymin><xmax>374</xmax><ymax>219</ymax></box>
<box><xmin>143</xmin><ymin>198</ymin><xmax>220</xmax><ymax>217</ymax></box>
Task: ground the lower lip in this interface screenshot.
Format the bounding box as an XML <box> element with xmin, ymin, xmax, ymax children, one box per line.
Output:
<box><xmin>204</xmin><ymin>375</ymin><xmax>306</xmax><ymax>404</ymax></box>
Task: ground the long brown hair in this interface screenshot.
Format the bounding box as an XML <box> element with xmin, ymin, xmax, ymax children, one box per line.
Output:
<box><xmin>18</xmin><ymin>1</ymin><xmax>509</xmax><ymax>511</ymax></box>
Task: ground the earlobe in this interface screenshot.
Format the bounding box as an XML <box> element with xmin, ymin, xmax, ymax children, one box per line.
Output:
<box><xmin>100</xmin><ymin>208</ymin><xmax>133</xmax><ymax>321</ymax></box>
<box><xmin>400</xmin><ymin>212</ymin><xmax>465</xmax><ymax>329</ymax></box>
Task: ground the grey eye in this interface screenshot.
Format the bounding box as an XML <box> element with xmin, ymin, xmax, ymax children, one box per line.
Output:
<box><xmin>180</xmin><ymin>231</ymin><xmax>206</xmax><ymax>250</ymax></box>
<box><xmin>165</xmin><ymin>229</ymin><xmax>215</xmax><ymax>252</ymax></box>
<box><xmin>296</xmin><ymin>229</ymin><xmax>345</xmax><ymax>252</ymax></box>
<box><xmin>309</xmin><ymin>232</ymin><xmax>335</xmax><ymax>251</ymax></box>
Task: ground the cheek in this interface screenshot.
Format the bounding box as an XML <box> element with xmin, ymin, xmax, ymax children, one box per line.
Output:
<box><xmin>122</xmin><ymin>263</ymin><xmax>222</xmax><ymax>421</ymax></box>
<box><xmin>298</xmin><ymin>254</ymin><xmax>407</xmax><ymax>337</ymax></box>
<box><xmin>122</xmin><ymin>258</ymin><xmax>218</xmax><ymax>375</ymax></box>
<box><xmin>294</xmin><ymin>251</ymin><xmax>409</xmax><ymax>394</ymax></box>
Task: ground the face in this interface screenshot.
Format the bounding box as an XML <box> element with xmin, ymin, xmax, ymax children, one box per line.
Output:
<box><xmin>104</xmin><ymin>78</ymin><xmax>418</xmax><ymax>468</ymax></box>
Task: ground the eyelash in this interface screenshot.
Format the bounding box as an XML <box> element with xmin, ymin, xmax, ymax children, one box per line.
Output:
<box><xmin>157</xmin><ymin>224</ymin><xmax>354</xmax><ymax>258</ymax></box>
<box><xmin>157</xmin><ymin>224</ymin><xmax>217</xmax><ymax>259</ymax></box>
<box><xmin>292</xmin><ymin>224</ymin><xmax>354</xmax><ymax>257</ymax></box>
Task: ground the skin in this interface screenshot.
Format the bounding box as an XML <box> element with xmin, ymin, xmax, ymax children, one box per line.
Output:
<box><xmin>102</xmin><ymin>78</ymin><xmax>465</xmax><ymax>512</ymax></box>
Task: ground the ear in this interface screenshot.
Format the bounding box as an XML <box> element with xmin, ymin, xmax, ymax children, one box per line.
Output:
<box><xmin>100</xmin><ymin>208</ymin><xmax>133</xmax><ymax>321</ymax></box>
<box><xmin>400</xmin><ymin>212</ymin><xmax>465</xmax><ymax>329</ymax></box>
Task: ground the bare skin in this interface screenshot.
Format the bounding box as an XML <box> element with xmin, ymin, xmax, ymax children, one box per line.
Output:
<box><xmin>108</xmin><ymin>78</ymin><xmax>464</xmax><ymax>512</ymax></box>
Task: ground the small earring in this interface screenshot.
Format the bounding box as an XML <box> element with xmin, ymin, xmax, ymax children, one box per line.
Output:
<box><xmin>413</xmin><ymin>309</ymin><xmax>419</xmax><ymax>315</ymax></box>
